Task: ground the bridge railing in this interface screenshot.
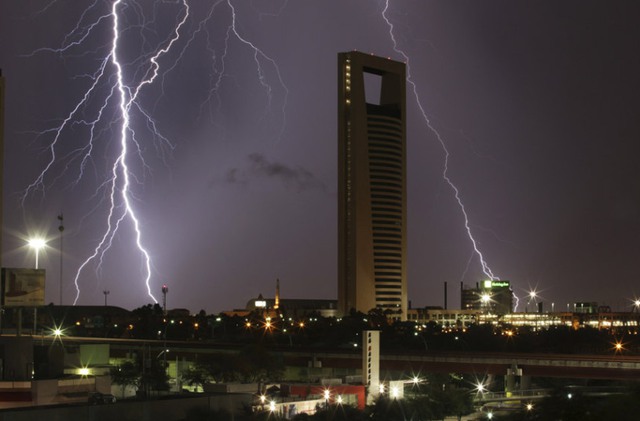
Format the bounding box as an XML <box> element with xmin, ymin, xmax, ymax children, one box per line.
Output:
<box><xmin>475</xmin><ymin>388</ymin><xmax>549</xmax><ymax>402</ymax></box>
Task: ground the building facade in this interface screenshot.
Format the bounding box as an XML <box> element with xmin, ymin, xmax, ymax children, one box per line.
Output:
<box><xmin>0</xmin><ymin>69</ymin><xmax>5</xmax><ymax>268</ymax></box>
<box><xmin>337</xmin><ymin>52</ymin><xmax>407</xmax><ymax>320</ymax></box>
<box><xmin>461</xmin><ymin>280</ymin><xmax>514</xmax><ymax>315</ymax></box>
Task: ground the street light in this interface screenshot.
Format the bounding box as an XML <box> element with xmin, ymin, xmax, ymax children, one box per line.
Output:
<box><xmin>613</xmin><ymin>339</ymin><xmax>625</xmax><ymax>354</ymax></box>
<box><xmin>480</xmin><ymin>293</ymin><xmax>492</xmax><ymax>313</ymax></box>
<box><xmin>28</xmin><ymin>238</ymin><xmax>46</xmax><ymax>269</ymax></box>
<box><xmin>473</xmin><ymin>379</ymin><xmax>488</xmax><ymax>397</ymax></box>
<box><xmin>527</xmin><ymin>290</ymin><xmax>538</xmax><ymax>312</ymax></box>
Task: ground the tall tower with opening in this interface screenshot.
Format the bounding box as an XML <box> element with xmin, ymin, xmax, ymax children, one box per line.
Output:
<box><xmin>337</xmin><ymin>52</ymin><xmax>407</xmax><ymax>320</ymax></box>
<box><xmin>0</xmin><ymin>69</ymin><xmax>5</xmax><ymax>268</ymax></box>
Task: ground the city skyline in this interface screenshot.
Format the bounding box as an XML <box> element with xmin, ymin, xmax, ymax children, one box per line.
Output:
<box><xmin>0</xmin><ymin>1</ymin><xmax>639</xmax><ymax>313</ymax></box>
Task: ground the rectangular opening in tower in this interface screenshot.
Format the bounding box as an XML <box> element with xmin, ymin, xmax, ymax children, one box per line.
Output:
<box><xmin>364</xmin><ymin>72</ymin><xmax>382</xmax><ymax>105</ymax></box>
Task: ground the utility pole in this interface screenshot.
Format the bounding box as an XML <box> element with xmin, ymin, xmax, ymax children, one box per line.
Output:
<box><xmin>58</xmin><ymin>213</ymin><xmax>64</xmax><ymax>306</ymax></box>
<box><xmin>103</xmin><ymin>290</ymin><xmax>110</xmax><ymax>306</ymax></box>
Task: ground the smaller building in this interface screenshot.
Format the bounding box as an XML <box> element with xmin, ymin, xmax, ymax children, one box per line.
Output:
<box><xmin>244</xmin><ymin>296</ymin><xmax>338</xmax><ymax>318</ymax></box>
<box><xmin>280</xmin><ymin>383</ymin><xmax>365</xmax><ymax>410</ymax></box>
<box><xmin>461</xmin><ymin>280</ymin><xmax>513</xmax><ymax>315</ymax></box>
<box><xmin>222</xmin><ymin>280</ymin><xmax>339</xmax><ymax>318</ymax></box>
<box><xmin>408</xmin><ymin>308</ymin><xmax>479</xmax><ymax>328</ymax></box>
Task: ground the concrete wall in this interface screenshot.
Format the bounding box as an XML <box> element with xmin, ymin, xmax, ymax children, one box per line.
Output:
<box><xmin>204</xmin><ymin>383</ymin><xmax>259</xmax><ymax>394</ymax></box>
<box><xmin>0</xmin><ymin>337</ymin><xmax>33</xmax><ymax>381</ymax></box>
<box><xmin>0</xmin><ymin>394</ymin><xmax>253</xmax><ymax>421</ymax></box>
<box><xmin>31</xmin><ymin>379</ymin><xmax>57</xmax><ymax>406</ymax></box>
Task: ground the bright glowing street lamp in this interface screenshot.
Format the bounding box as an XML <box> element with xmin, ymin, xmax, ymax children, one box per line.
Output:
<box><xmin>28</xmin><ymin>238</ymin><xmax>46</xmax><ymax>269</ymax></box>
<box><xmin>613</xmin><ymin>340</ymin><xmax>625</xmax><ymax>354</ymax></box>
<box><xmin>527</xmin><ymin>290</ymin><xmax>538</xmax><ymax>312</ymax></box>
<box><xmin>480</xmin><ymin>293</ymin><xmax>492</xmax><ymax>313</ymax></box>
<box><xmin>473</xmin><ymin>379</ymin><xmax>488</xmax><ymax>397</ymax></box>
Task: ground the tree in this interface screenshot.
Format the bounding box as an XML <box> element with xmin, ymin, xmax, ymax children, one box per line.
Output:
<box><xmin>307</xmin><ymin>405</ymin><xmax>369</xmax><ymax>421</ymax></box>
<box><xmin>184</xmin><ymin>406</ymin><xmax>233</xmax><ymax>421</ymax></box>
<box><xmin>408</xmin><ymin>394</ymin><xmax>444</xmax><ymax>420</ymax></box>
<box><xmin>443</xmin><ymin>387</ymin><xmax>474</xmax><ymax>421</ymax></box>
<box><xmin>368</xmin><ymin>396</ymin><xmax>409</xmax><ymax>421</ymax></box>
<box><xmin>236</xmin><ymin>344</ymin><xmax>284</xmax><ymax>383</ymax></box>
<box><xmin>110</xmin><ymin>360</ymin><xmax>140</xmax><ymax>398</ymax></box>
<box><xmin>182</xmin><ymin>363</ymin><xmax>212</xmax><ymax>392</ymax></box>
<box><xmin>205</xmin><ymin>355</ymin><xmax>239</xmax><ymax>383</ymax></box>
<box><xmin>140</xmin><ymin>359</ymin><xmax>170</xmax><ymax>396</ymax></box>
<box><xmin>131</xmin><ymin>303</ymin><xmax>165</xmax><ymax>339</ymax></box>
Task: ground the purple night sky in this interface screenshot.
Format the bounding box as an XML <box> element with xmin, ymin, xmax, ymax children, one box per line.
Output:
<box><xmin>0</xmin><ymin>1</ymin><xmax>639</xmax><ymax>313</ymax></box>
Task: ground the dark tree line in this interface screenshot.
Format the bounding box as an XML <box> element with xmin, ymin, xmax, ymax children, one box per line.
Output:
<box><xmin>487</xmin><ymin>385</ymin><xmax>640</xmax><ymax>421</ymax></box>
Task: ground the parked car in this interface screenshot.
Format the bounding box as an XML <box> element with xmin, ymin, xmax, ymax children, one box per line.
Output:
<box><xmin>88</xmin><ymin>392</ymin><xmax>116</xmax><ymax>404</ymax></box>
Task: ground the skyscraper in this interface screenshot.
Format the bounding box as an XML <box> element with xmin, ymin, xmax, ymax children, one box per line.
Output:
<box><xmin>0</xmin><ymin>69</ymin><xmax>5</xmax><ymax>268</ymax></box>
<box><xmin>337</xmin><ymin>52</ymin><xmax>407</xmax><ymax>320</ymax></box>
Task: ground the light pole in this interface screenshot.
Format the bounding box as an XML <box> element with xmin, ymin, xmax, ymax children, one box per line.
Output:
<box><xmin>161</xmin><ymin>284</ymin><xmax>169</xmax><ymax>369</ymax></box>
<box><xmin>103</xmin><ymin>290</ymin><xmax>110</xmax><ymax>306</ymax></box>
<box><xmin>28</xmin><ymin>238</ymin><xmax>46</xmax><ymax>269</ymax></box>
<box><xmin>480</xmin><ymin>292</ymin><xmax>491</xmax><ymax>315</ymax></box>
<box><xmin>27</xmin><ymin>238</ymin><xmax>46</xmax><ymax>336</ymax></box>
<box><xmin>58</xmin><ymin>214</ymin><xmax>64</xmax><ymax>305</ymax></box>
<box><xmin>162</xmin><ymin>284</ymin><xmax>168</xmax><ymax>315</ymax></box>
<box><xmin>527</xmin><ymin>290</ymin><xmax>538</xmax><ymax>313</ymax></box>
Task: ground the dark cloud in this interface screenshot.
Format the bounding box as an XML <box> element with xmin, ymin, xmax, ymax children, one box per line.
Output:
<box><xmin>225</xmin><ymin>153</ymin><xmax>326</xmax><ymax>192</ymax></box>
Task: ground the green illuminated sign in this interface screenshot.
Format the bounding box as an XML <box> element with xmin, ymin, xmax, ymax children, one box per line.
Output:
<box><xmin>483</xmin><ymin>280</ymin><xmax>510</xmax><ymax>288</ymax></box>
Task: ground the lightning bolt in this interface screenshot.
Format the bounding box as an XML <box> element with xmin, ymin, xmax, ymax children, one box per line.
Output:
<box><xmin>21</xmin><ymin>0</ymin><xmax>287</xmax><ymax>306</ymax></box>
<box><xmin>71</xmin><ymin>0</ymin><xmax>190</xmax><ymax>305</ymax></box>
<box><xmin>155</xmin><ymin>0</ymin><xmax>288</xmax><ymax>138</ymax></box>
<box><xmin>228</xmin><ymin>0</ymin><xmax>288</xmax><ymax>139</ymax></box>
<box><xmin>381</xmin><ymin>1</ymin><xmax>498</xmax><ymax>281</ymax></box>
<box><xmin>513</xmin><ymin>292</ymin><xmax>521</xmax><ymax>312</ymax></box>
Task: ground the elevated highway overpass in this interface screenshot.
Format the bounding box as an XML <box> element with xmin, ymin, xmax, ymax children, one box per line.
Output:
<box><xmin>33</xmin><ymin>335</ymin><xmax>640</xmax><ymax>381</ymax></box>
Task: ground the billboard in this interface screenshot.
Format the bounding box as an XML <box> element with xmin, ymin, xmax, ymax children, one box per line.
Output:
<box><xmin>1</xmin><ymin>268</ymin><xmax>46</xmax><ymax>307</ymax></box>
<box><xmin>483</xmin><ymin>280</ymin><xmax>511</xmax><ymax>289</ymax></box>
